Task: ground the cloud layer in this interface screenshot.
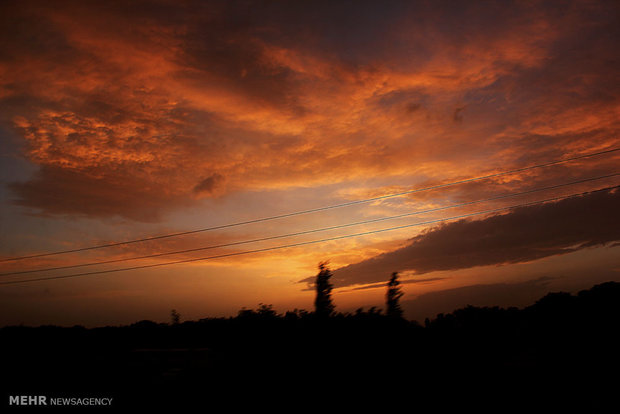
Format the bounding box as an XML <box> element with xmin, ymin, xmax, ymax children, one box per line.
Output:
<box><xmin>1</xmin><ymin>0</ymin><xmax>619</xmax><ymax>220</ymax></box>
<box><xmin>324</xmin><ymin>188</ymin><xmax>620</xmax><ymax>287</ymax></box>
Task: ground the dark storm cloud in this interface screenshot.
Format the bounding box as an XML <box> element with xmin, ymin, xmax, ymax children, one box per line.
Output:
<box><xmin>324</xmin><ymin>188</ymin><xmax>620</xmax><ymax>287</ymax></box>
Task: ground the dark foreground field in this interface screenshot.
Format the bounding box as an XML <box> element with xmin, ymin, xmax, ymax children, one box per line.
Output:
<box><xmin>3</xmin><ymin>282</ymin><xmax>620</xmax><ymax>410</ymax></box>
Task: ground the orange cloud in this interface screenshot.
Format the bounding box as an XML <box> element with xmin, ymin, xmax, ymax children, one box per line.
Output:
<box><xmin>0</xmin><ymin>0</ymin><xmax>618</xmax><ymax>223</ymax></box>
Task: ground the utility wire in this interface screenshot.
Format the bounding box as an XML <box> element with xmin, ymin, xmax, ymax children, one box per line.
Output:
<box><xmin>1</xmin><ymin>147</ymin><xmax>618</xmax><ymax>263</ymax></box>
<box><xmin>1</xmin><ymin>172</ymin><xmax>617</xmax><ymax>277</ymax></box>
<box><xmin>1</xmin><ymin>184</ymin><xmax>617</xmax><ymax>286</ymax></box>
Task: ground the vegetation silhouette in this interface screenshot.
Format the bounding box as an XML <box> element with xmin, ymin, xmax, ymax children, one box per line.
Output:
<box><xmin>386</xmin><ymin>272</ymin><xmax>404</xmax><ymax>319</ymax></box>
<box><xmin>1</xmin><ymin>281</ymin><xmax>619</xmax><ymax>410</ymax></box>
<box><xmin>170</xmin><ymin>309</ymin><xmax>181</xmax><ymax>325</ymax></box>
<box><xmin>313</xmin><ymin>261</ymin><xmax>335</xmax><ymax>318</ymax></box>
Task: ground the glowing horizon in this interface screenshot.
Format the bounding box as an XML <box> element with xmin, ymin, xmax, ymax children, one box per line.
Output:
<box><xmin>1</xmin><ymin>0</ymin><xmax>619</xmax><ymax>327</ymax></box>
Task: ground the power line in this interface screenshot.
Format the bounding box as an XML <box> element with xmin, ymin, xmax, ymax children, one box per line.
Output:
<box><xmin>1</xmin><ymin>184</ymin><xmax>616</xmax><ymax>286</ymax></box>
<box><xmin>1</xmin><ymin>147</ymin><xmax>618</xmax><ymax>263</ymax></box>
<box><xmin>2</xmin><ymin>173</ymin><xmax>617</xmax><ymax>277</ymax></box>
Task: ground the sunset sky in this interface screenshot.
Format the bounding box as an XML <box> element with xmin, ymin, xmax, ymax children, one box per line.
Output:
<box><xmin>1</xmin><ymin>0</ymin><xmax>619</xmax><ymax>327</ymax></box>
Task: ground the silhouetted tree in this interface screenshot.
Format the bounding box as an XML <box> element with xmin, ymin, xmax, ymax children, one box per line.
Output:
<box><xmin>257</xmin><ymin>303</ymin><xmax>277</xmax><ymax>318</ymax></box>
<box><xmin>237</xmin><ymin>307</ymin><xmax>256</xmax><ymax>319</ymax></box>
<box><xmin>170</xmin><ymin>309</ymin><xmax>181</xmax><ymax>325</ymax></box>
<box><xmin>386</xmin><ymin>272</ymin><xmax>404</xmax><ymax>319</ymax></box>
<box><xmin>314</xmin><ymin>261</ymin><xmax>335</xmax><ymax>318</ymax></box>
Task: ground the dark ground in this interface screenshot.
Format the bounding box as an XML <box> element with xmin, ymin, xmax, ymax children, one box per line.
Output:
<box><xmin>2</xmin><ymin>282</ymin><xmax>620</xmax><ymax>411</ymax></box>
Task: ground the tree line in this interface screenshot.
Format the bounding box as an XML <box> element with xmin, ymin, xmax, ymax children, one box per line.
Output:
<box><xmin>169</xmin><ymin>261</ymin><xmax>405</xmax><ymax>324</ymax></box>
<box><xmin>314</xmin><ymin>261</ymin><xmax>404</xmax><ymax>319</ymax></box>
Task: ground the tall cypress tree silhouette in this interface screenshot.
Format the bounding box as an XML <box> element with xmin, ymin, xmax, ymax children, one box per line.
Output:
<box><xmin>314</xmin><ymin>261</ymin><xmax>335</xmax><ymax>318</ymax></box>
<box><xmin>170</xmin><ymin>309</ymin><xmax>181</xmax><ymax>325</ymax></box>
<box><xmin>386</xmin><ymin>272</ymin><xmax>404</xmax><ymax>319</ymax></box>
